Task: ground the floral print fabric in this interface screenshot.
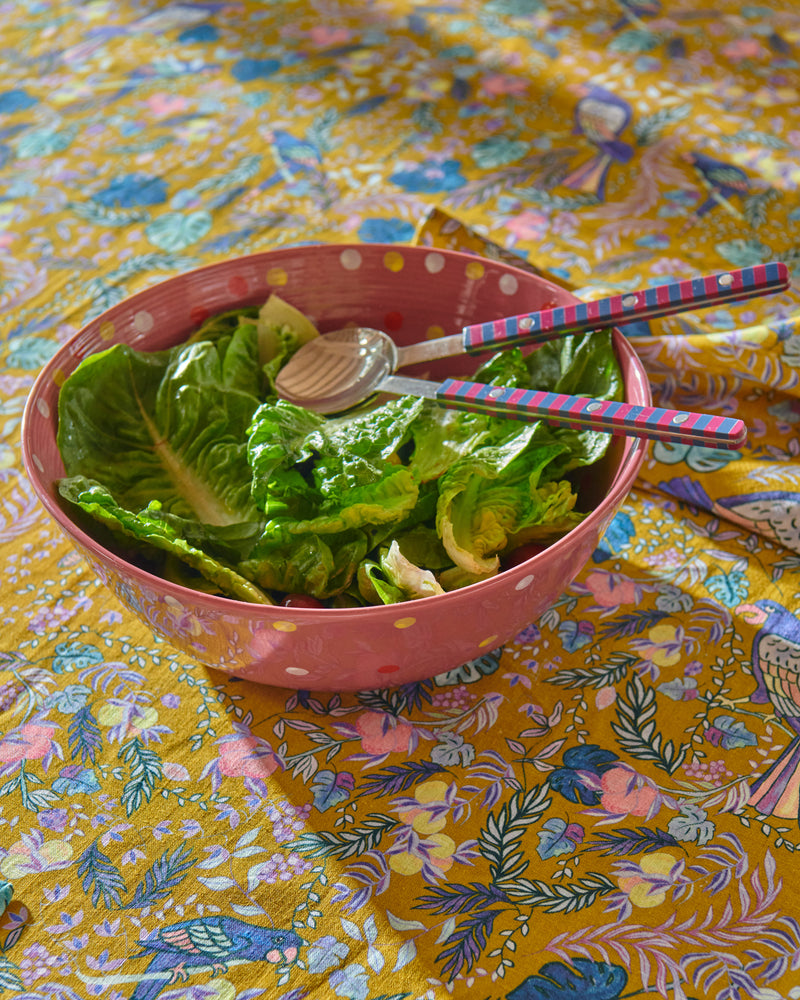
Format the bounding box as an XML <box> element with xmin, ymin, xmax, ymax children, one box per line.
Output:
<box><xmin>2</xmin><ymin>1</ymin><xmax>800</xmax><ymax>998</ymax></box>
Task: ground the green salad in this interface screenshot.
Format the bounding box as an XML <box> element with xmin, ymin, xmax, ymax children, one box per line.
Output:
<box><xmin>56</xmin><ymin>294</ymin><xmax>623</xmax><ymax>607</ymax></box>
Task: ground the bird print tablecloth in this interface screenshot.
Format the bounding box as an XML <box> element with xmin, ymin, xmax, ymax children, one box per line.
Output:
<box><xmin>2</xmin><ymin>2</ymin><xmax>800</xmax><ymax>998</ymax></box>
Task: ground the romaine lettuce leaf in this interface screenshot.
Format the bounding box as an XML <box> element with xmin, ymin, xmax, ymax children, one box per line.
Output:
<box><xmin>357</xmin><ymin>558</ymin><xmax>404</xmax><ymax>605</ymax></box>
<box><xmin>523</xmin><ymin>330</ymin><xmax>623</xmax><ymax>476</ymax></box>
<box><xmin>409</xmin><ymin>404</ymin><xmax>492</xmax><ymax>483</ymax></box>
<box><xmin>382</xmin><ymin>540</ymin><xmax>445</xmax><ymax>598</ymax></box>
<box><xmin>241</xmin><ymin>529</ymin><xmax>369</xmax><ymax>599</ymax></box>
<box><xmin>247</xmin><ymin>395</ymin><xmax>424</xmax><ymax>530</ymax></box>
<box><xmin>57</xmin><ymin>323</ymin><xmax>263</xmax><ymax>526</ymax></box>
<box><xmin>529</xmin><ymin>329</ymin><xmax>621</xmax><ymax>400</ymax></box>
<box><xmin>242</xmin><ymin>395</ymin><xmax>427</xmax><ymax>596</ymax></box>
<box><xmin>184</xmin><ymin>306</ymin><xmax>259</xmax><ymax>345</ymax></box>
<box><xmin>58</xmin><ymin>477</ymin><xmax>272</xmax><ymax>604</ymax></box>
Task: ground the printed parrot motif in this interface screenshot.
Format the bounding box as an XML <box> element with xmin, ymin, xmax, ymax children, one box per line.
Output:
<box><xmin>130</xmin><ymin>916</ymin><xmax>301</xmax><ymax>1000</ymax></box>
<box><xmin>679</xmin><ymin>151</ymin><xmax>750</xmax><ymax>232</ymax></box>
<box><xmin>658</xmin><ymin>479</ymin><xmax>800</xmax><ymax>556</ymax></box>
<box><xmin>559</xmin><ymin>84</ymin><xmax>634</xmax><ymax>200</ymax></box>
<box><xmin>738</xmin><ymin>600</ymin><xmax>800</xmax><ymax>822</ymax></box>
<box><xmin>716</xmin><ymin>491</ymin><xmax>800</xmax><ymax>554</ymax></box>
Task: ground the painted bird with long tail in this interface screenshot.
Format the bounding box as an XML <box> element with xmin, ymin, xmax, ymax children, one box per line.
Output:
<box><xmin>679</xmin><ymin>151</ymin><xmax>750</xmax><ymax>233</ymax></box>
<box><xmin>559</xmin><ymin>84</ymin><xmax>634</xmax><ymax>201</ymax></box>
<box><xmin>130</xmin><ymin>915</ymin><xmax>301</xmax><ymax>1000</ymax></box>
<box><xmin>737</xmin><ymin>599</ymin><xmax>800</xmax><ymax>821</ymax></box>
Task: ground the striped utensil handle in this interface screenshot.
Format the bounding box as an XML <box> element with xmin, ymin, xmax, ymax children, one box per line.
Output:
<box><xmin>436</xmin><ymin>379</ymin><xmax>747</xmax><ymax>449</ymax></box>
<box><xmin>462</xmin><ymin>261</ymin><xmax>789</xmax><ymax>353</ymax></box>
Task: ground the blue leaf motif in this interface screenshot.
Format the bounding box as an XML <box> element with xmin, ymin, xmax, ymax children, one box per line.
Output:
<box><xmin>311</xmin><ymin>770</ymin><xmax>355</xmax><ymax>812</ymax></box>
<box><xmin>94</xmin><ymin>173</ymin><xmax>168</xmax><ymax>208</ymax></box>
<box><xmin>357</xmin><ymin>218</ymin><xmax>416</xmax><ymax>243</ymax></box>
<box><xmin>654</xmin><ymin>584</ymin><xmax>694</xmax><ymax>614</ymax></box>
<box><xmin>651</xmin><ymin>440</ymin><xmax>741</xmax><ymax>471</ymax></box>
<box><xmin>667</xmin><ymin>803</ymin><xmax>715</xmax><ymax>846</ymax></box>
<box><xmin>389</xmin><ymin>158</ymin><xmax>465</xmax><ymax>193</ymax></box>
<box><xmin>49</xmin><ymin>684</ymin><xmax>92</xmax><ymax>713</ymax></box>
<box><xmin>52</xmin><ymin>765</ymin><xmax>102</xmax><ymax>796</ymax></box>
<box><xmin>145</xmin><ymin>210</ymin><xmax>212</xmax><ymax>251</ymax></box>
<box><xmin>536</xmin><ymin>818</ymin><xmax>580</xmax><ymax>860</ymax></box>
<box><xmin>178</xmin><ymin>23</ymin><xmax>219</xmax><ymax>43</ymax></box>
<box><xmin>232</xmin><ymin>58</ymin><xmax>281</xmax><ymax>82</ymax></box>
<box><xmin>705</xmin><ymin>571</ymin><xmax>749</xmax><ymax>608</ymax></box>
<box><xmin>549</xmin><ymin>745</ymin><xmax>619</xmax><ymax>805</ymax></box>
<box><xmin>558</xmin><ymin>619</ymin><xmax>594</xmax><ymax>653</ymax></box>
<box><xmin>471</xmin><ymin>135</ymin><xmax>529</xmax><ymax>169</ymax></box>
<box><xmin>307</xmin><ymin>934</ymin><xmax>349</xmax><ymax>973</ymax></box>
<box><xmin>52</xmin><ymin>642</ymin><xmax>104</xmax><ymax>674</ymax></box>
<box><xmin>16</xmin><ymin>127</ymin><xmax>75</xmax><ymax>159</ymax></box>
<box><xmin>434</xmin><ymin>651</ymin><xmax>501</xmax><ymax>686</ymax></box>
<box><xmin>657</xmin><ymin>677</ymin><xmax>697</xmax><ymax>702</ymax></box>
<box><xmin>329</xmin><ymin>962</ymin><xmax>370</xmax><ymax>1000</ymax></box>
<box><xmin>708</xmin><ymin>714</ymin><xmax>757</xmax><ymax>750</ymax></box>
<box><xmin>0</xmin><ymin>89</ymin><xmax>38</xmax><ymax>112</ymax></box>
<box><xmin>593</xmin><ymin>511</ymin><xmax>635</xmax><ymax>562</ymax></box>
<box><xmin>507</xmin><ymin>958</ymin><xmax>628</xmax><ymax>1000</ymax></box>
<box><xmin>5</xmin><ymin>336</ymin><xmax>59</xmax><ymax>371</ymax></box>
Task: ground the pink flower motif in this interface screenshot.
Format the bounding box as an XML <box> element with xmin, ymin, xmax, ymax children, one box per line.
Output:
<box><xmin>28</xmin><ymin>604</ymin><xmax>74</xmax><ymax>635</ymax></box>
<box><xmin>721</xmin><ymin>38</ymin><xmax>766</xmax><ymax>61</ymax></box>
<box><xmin>505</xmin><ymin>210</ymin><xmax>549</xmax><ymax>242</ymax></box>
<box><xmin>0</xmin><ymin>724</ymin><xmax>59</xmax><ymax>764</ymax></box>
<box><xmin>246</xmin><ymin>852</ymin><xmax>313</xmax><ymax>890</ymax></box>
<box><xmin>200</xmin><ymin>725</ymin><xmax>284</xmax><ymax>797</ymax></box>
<box><xmin>644</xmin><ymin>547</ymin><xmax>684</xmax><ymax>571</ymax></box>
<box><xmin>580</xmin><ymin>570</ymin><xmax>639</xmax><ymax>608</ymax></box>
<box><xmin>309</xmin><ymin>25</ymin><xmax>352</xmax><ymax>47</ymax></box>
<box><xmin>354</xmin><ymin>712</ymin><xmax>414</xmax><ymax>756</ymax></box>
<box><xmin>19</xmin><ymin>943</ymin><xmax>72</xmax><ymax>986</ymax></box>
<box><xmin>217</xmin><ymin>735</ymin><xmax>281</xmax><ymax>780</ymax></box>
<box><xmin>600</xmin><ymin>765</ymin><xmax>661</xmax><ymax>819</ymax></box>
<box><xmin>147</xmin><ymin>94</ymin><xmax>189</xmax><ymax>117</ymax></box>
<box><xmin>480</xmin><ymin>73</ymin><xmax>530</xmax><ymax>97</ymax></box>
<box><xmin>595</xmin><ymin>685</ymin><xmax>617</xmax><ymax>710</ymax></box>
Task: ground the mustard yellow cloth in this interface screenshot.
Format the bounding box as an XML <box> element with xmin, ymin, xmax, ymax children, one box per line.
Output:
<box><xmin>2</xmin><ymin>2</ymin><xmax>800</xmax><ymax>998</ymax></box>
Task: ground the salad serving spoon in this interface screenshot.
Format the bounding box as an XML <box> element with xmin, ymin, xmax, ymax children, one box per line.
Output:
<box><xmin>274</xmin><ymin>261</ymin><xmax>788</xmax><ymax>449</ymax></box>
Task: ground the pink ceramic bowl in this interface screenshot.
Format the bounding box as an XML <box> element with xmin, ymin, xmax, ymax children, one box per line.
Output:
<box><xmin>22</xmin><ymin>244</ymin><xmax>649</xmax><ymax>690</ymax></box>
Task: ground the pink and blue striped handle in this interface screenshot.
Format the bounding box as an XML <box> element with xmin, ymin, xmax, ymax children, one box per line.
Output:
<box><xmin>462</xmin><ymin>261</ymin><xmax>789</xmax><ymax>353</ymax></box>
<box><xmin>436</xmin><ymin>379</ymin><xmax>747</xmax><ymax>449</ymax></box>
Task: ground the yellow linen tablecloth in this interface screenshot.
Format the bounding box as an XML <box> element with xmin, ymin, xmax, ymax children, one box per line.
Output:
<box><xmin>2</xmin><ymin>2</ymin><xmax>800</xmax><ymax>998</ymax></box>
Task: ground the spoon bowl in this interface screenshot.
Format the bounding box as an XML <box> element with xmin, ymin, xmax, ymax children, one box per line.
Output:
<box><xmin>276</xmin><ymin>326</ymin><xmax>398</xmax><ymax>413</ymax></box>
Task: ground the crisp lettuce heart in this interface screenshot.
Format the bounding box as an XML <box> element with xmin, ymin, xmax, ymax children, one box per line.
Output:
<box><xmin>436</xmin><ymin>437</ymin><xmax>581</xmax><ymax>576</ymax></box>
<box><xmin>357</xmin><ymin>540</ymin><xmax>444</xmax><ymax>605</ymax></box>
